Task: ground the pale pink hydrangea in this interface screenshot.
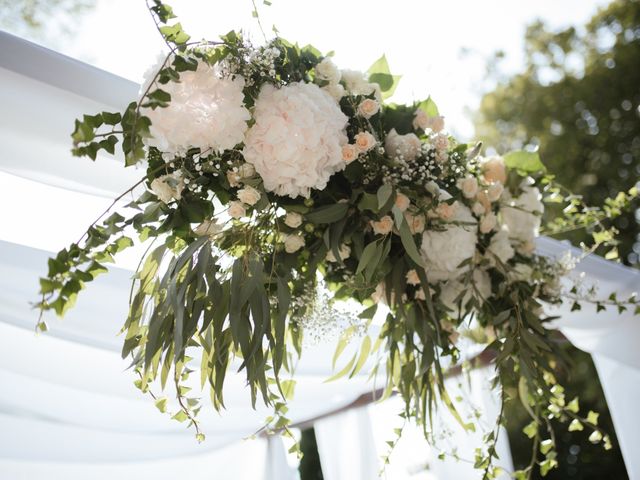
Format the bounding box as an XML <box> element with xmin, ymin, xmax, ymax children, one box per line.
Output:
<box><xmin>141</xmin><ymin>60</ymin><xmax>250</xmax><ymax>157</ymax></box>
<box><xmin>243</xmin><ymin>82</ymin><xmax>349</xmax><ymax>198</ymax></box>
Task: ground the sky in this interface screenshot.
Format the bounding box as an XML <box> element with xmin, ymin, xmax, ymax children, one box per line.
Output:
<box><xmin>50</xmin><ymin>0</ymin><xmax>613</xmax><ymax>140</ymax></box>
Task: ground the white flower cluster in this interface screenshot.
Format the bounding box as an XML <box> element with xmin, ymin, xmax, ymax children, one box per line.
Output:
<box><xmin>243</xmin><ymin>82</ymin><xmax>349</xmax><ymax>198</ymax></box>
<box><xmin>141</xmin><ymin>62</ymin><xmax>250</xmax><ymax>158</ymax></box>
<box><xmin>224</xmin><ymin>44</ymin><xmax>281</xmax><ymax>86</ymax></box>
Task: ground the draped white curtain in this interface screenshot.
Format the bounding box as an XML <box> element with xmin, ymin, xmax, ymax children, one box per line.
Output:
<box><xmin>315</xmin><ymin>367</ymin><xmax>513</xmax><ymax>480</ymax></box>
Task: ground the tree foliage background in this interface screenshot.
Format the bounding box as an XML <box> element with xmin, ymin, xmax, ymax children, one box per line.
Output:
<box><xmin>475</xmin><ymin>0</ymin><xmax>640</xmax><ymax>266</ymax></box>
<box><xmin>475</xmin><ymin>0</ymin><xmax>638</xmax><ymax>478</ymax></box>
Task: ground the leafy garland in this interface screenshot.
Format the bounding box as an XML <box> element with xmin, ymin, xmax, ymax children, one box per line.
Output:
<box><xmin>35</xmin><ymin>2</ymin><xmax>639</xmax><ymax>477</ymax></box>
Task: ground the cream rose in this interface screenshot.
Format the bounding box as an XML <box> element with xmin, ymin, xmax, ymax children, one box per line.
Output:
<box><xmin>481</xmin><ymin>156</ymin><xmax>507</xmax><ymax>185</ymax></box>
<box><xmin>357</xmin><ymin>98</ymin><xmax>380</xmax><ymax>119</ymax></box>
<box><xmin>150</xmin><ymin>172</ymin><xmax>184</xmax><ymax>204</ymax></box>
<box><xmin>237</xmin><ymin>186</ymin><xmax>261</xmax><ymax>206</ymax></box>
<box><xmin>342</xmin><ymin>144</ymin><xmax>359</xmax><ymax>164</ymax></box>
<box><xmin>238</xmin><ymin>163</ymin><xmax>255</xmax><ymax>178</ymax></box>
<box><xmin>480</xmin><ymin>212</ymin><xmax>497</xmax><ymax>234</ymax></box>
<box><xmin>283</xmin><ymin>234</ymin><xmax>305</xmax><ymax>253</ymax></box>
<box><xmin>406</xmin><ymin>269</ymin><xmax>420</xmax><ymax>285</ymax></box>
<box><xmin>354</xmin><ymin>131</ymin><xmax>377</xmax><ymax>152</ymax></box>
<box><xmin>457</xmin><ymin>176</ymin><xmax>479</xmax><ymax>199</ymax></box>
<box><xmin>315</xmin><ymin>57</ymin><xmax>341</xmax><ymax>84</ymax></box>
<box><xmin>413</xmin><ymin>110</ymin><xmax>445</xmax><ymax>133</ymax></box>
<box><xmin>326</xmin><ymin>244</ymin><xmax>351</xmax><ymax>262</ymax></box>
<box><xmin>487</xmin><ymin>182</ymin><xmax>504</xmax><ymax>202</ymax></box>
<box><xmin>227</xmin><ymin>170</ymin><xmax>241</xmax><ymax>187</ymax></box>
<box><xmin>435</xmin><ymin>201</ymin><xmax>458</xmax><ymax>221</ymax></box>
<box><xmin>322</xmin><ymin>83</ymin><xmax>346</xmax><ymax>101</ymax></box>
<box><xmin>371</xmin><ymin>215</ymin><xmax>394</xmax><ymax>235</ymax></box>
<box><xmin>284</xmin><ymin>212</ymin><xmax>303</xmax><ymax>228</ymax></box>
<box><xmin>194</xmin><ymin>219</ymin><xmax>223</xmax><ymax>239</ymax></box>
<box><xmin>394</xmin><ymin>193</ymin><xmax>411</xmax><ymax>212</ymax></box>
<box><xmin>228</xmin><ymin>200</ymin><xmax>246</xmax><ymax>219</ymax></box>
<box><xmin>405</xmin><ymin>211</ymin><xmax>426</xmax><ymax>234</ymax></box>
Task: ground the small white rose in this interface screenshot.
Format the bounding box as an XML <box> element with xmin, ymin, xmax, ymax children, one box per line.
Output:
<box><xmin>284</xmin><ymin>234</ymin><xmax>305</xmax><ymax>253</ymax></box>
<box><xmin>433</xmin><ymin>133</ymin><xmax>449</xmax><ymax>152</ymax></box>
<box><xmin>322</xmin><ymin>83</ymin><xmax>346</xmax><ymax>101</ymax></box>
<box><xmin>472</xmin><ymin>201</ymin><xmax>486</xmax><ymax>216</ymax></box>
<box><xmin>406</xmin><ymin>269</ymin><xmax>421</xmax><ymax>285</ymax></box>
<box><xmin>227</xmin><ymin>170</ymin><xmax>242</xmax><ymax>187</ymax></box>
<box><xmin>357</xmin><ymin>98</ymin><xmax>380</xmax><ymax>119</ymax></box>
<box><xmin>404</xmin><ymin>211</ymin><xmax>426</xmax><ymax>234</ymax></box>
<box><xmin>354</xmin><ymin>131</ymin><xmax>377</xmax><ymax>152</ymax></box>
<box><xmin>394</xmin><ymin>193</ymin><xmax>411</xmax><ymax>212</ymax></box>
<box><xmin>371</xmin><ymin>215</ymin><xmax>394</xmax><ymax>235</ymax></box>
<box><xmin>150</xmin><ymin>172</ymin><xmax>184</xmax><ymax>204</ymax></box>
<box><xmin>315</xmin><ymin>57</ymin><xmax>341</xmax><ymax>84</ymax></box>
<box><xmin>487</xmin><ymin>182</ymin><xmax>504</xmax><ymax>202</ymax></box>
<box><xmin>413</xmin><ymin>110</ymin><xmax>445</xmax><ymax>132</ymax></box>
<box><xmin>238</xmin><ymin>163</ymin><xmax>255</xmax><ymax>178</ymax></box>
<box><xmin>435</xmin><ymin>201</ymin><xmax>459</xmax><ymax>221</ymax></box>
<box><xmin>342</xmin><ymin>144</ymin><xmax>359</xmax><ymax>164</ymax></box>
<box><xmin>326</xmin><ymin>244</ymin><xmax>351</xmax><ymax>262</ymax></box>
<box><xmin>457</xmin><ymin>176</ymin><xmax>479</xmax><ymax>199</ymax></box>
<box><xmin>284</xmin><ymin>212</ymin><xmax>303</xmax><ymax>228</ymax></box>
<box><xmin>237</xmin><ymin>185</ymin><xmax>261</xmax><ymax>206</ymax></box>
<box><xmin>228</xmin><ymin>200</ymin><xmax>246</xmax><ymax>219</ymax></box>
<box><xmin>194</xmin><ymin>219</ymin><xmax>223</xmax><ymax>238</ymax></box>
<box><xmin>481</xmin><ymin>156</ymin><xmax>507</xmax><ymax>184</ymax></box>
<box><xmin>480</xmin><ymin>212</ymin><xmax>497</xmax><ymax>234</ymax></box>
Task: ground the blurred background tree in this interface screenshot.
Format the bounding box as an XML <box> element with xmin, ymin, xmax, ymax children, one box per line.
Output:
<box><xmin>475</xmin><ymin>0</ymin><xmax>640</xmax><ymax>266</ymax></box>
<box><xmin>476</xmin><ymin>1</ymin><xmax>638</xmax><ymax>478</ymax></box>
<box><xmin>0</xmin><ymin>0</ymin><xmax>95</xmax><ymax>43</ymax></box>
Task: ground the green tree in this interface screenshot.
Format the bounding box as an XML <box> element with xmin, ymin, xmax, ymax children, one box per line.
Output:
<box><xmin>0</xmin><ymin>0</ymin><xmax>95</xmax><ymax>42</ymax></box>
<box><xmin>476</xmin><ymin>1</ymin><xmax>639</xmax><ymax>478</ymax></box>
<box><xmin>475</xmin><ymin>0</ymin><xmax>640</xmax><ymax>265</ymax></box>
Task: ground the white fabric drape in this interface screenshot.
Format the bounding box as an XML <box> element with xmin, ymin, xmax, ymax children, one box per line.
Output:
<box><xmin>315</xmin><ymin>367</ymin><xmax>513</xmax><ymax>480</ymax></box>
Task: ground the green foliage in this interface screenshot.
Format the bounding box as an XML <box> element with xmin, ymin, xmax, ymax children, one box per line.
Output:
<box><xmin>367</xmin><ymin>54</ymin><xmax>401</xmax><ymax>100</ymax></box>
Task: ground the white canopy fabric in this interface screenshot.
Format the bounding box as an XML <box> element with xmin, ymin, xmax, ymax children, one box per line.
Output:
<box><xmin>1</xmin><ymin>31</ymin><xmax>638</xmax><ymax>479</ymax></box>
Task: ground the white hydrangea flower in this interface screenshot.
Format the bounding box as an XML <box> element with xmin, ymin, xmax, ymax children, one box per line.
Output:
<box><xmin>440</xmin><ymin>270</ymin><xmax>491</xmax><ymax>316</ymax></box>
<box><xmin>487</xmin><ymin>229</ymin><xmax>515</xmax><ymax>265</ymax></box>
<box><xmin>243</xmin><ymin>83</ymin><xmax>349</xmax><ymax>198</ymax></box>
<box><xmin>420</xmin><ymin>203</ymin><xmax>477</xmax><ymax>282</ymax></box>
<box><xmin>501</xmin><ymin>178</ymin><xmax>544</xmax><ymax>245</ymax></box>
<box><xmin>141</xmin><ymin>60</ymin><xmax>250</xmax><ymax>157</ymax></box>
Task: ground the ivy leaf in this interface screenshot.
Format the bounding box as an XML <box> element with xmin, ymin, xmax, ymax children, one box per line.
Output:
<box><xmin>159</xmin><ymin>23</ymin><xmax>191</xmax><ymax>45</ymax></box>
<box><xmin>367</xmin><ymin>54</ymin><xmax>401</xmax><ymax>100</ymax></box>
<box><xmin>417</xmin><ymin>96</ymin><xmax>439</xmax><ymax>117</ymax></box>
<box><xmin>568</xmin><ymin>419</ymin><xmax>584</xmax><ymax>432</ymax></box>
<box><xmin>154</xmin><ymin>397</ymin><xmax>168</xmax><ymax>413</ymax></box>
<box><xmin>522</xmin><ymin>420</ymin><xmax>538</xmax><ymax>439</ymax></box>
<box><xmin>504</xmin><ymin>150</ymin><xmax>546</xmax><ymax>173</ymax></box>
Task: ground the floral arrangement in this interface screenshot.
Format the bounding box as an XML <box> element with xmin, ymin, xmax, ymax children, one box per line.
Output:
<box><xmin>35</xmin><ymin>2</ymin><xmax>639</xmax><ymax>478</ymax></box>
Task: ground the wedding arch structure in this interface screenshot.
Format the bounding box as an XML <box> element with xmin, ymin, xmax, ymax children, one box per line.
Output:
<box><xmin>0</xmin><ymin>31</ymin><xmax>638</xmax><ymax>479</ymax></box>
